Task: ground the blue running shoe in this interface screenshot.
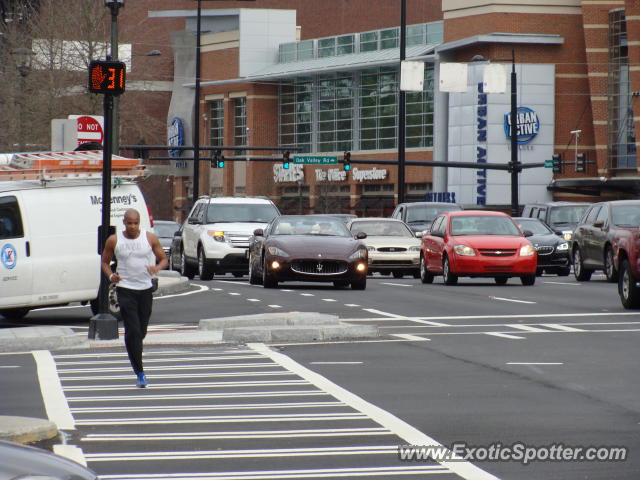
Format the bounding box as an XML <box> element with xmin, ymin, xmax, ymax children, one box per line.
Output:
<box><xmin>136</xmin><ymin>372</ymin><xmax>148</xmax><ymax>388</ymax></box>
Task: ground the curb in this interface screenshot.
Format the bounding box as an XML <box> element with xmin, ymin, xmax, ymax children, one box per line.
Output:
<box><xmin>0</xmin><ymin>326</ymin><xmax>84</xmax><ymax>353</ymax></box>
<box><xmin>0</xmin><ymin>416</ymin><xmax>58</xmax><ymax>443</ymax></box>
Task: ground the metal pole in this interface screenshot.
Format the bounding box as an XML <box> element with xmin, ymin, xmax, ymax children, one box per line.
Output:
<box><xmin>88</xmin><ymin>93</ymin><xmax>119</xmax><ymax>340</ymax></box>
<box><xmin>192</xmin><ymin>0</ymin><xmax>202</xmax><ymax>203</ymax></box>
<box><xmin>509</xmin><ymin>49</ymin><xmax>519</xmax><ymax>217</ymax></box>
<box><xmin>109</xmin><ymin>3</ymin><xmax>120</xmax><ymax>155</ymax></box>
<box><xmin>397</xmin><ymin>0</ymin><xmax>407</xmax><ymax>205</ymax></box>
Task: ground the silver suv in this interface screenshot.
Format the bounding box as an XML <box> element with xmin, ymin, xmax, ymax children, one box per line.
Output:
<box><xmin>181</xmin><ymin>197</ymin><xmax>280</xmax><ymax>279</ymax></box>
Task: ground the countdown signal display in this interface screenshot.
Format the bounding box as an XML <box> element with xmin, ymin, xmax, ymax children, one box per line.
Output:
<box><xmin>88</xmin><ymin>60</ymin><xmax>126</xmax><ymax>95</ymax></box>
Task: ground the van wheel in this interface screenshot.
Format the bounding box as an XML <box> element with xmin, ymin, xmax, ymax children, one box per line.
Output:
<box><xmin>0</xmin><ymin>308</ymin><xmax>30</xmax><ymax>320</ymax></box>
<box><xmin>181</xmin><ymin>248</ymin><xmax>196</xmax><ymax>279</ymax></box>
<box><xmin>573</xmin><ymin>248</ymin><xmax>592</xmax><ymax>281</ymax></box>
<box><xmin>198</xmin><ymin>247</ymin><xmax>214</xmax><ymax>280</ymax></box>
<box><xmin>619</xmin><ymin>259</ymin><xmax>640</xmax><ymax>309</ymax></box>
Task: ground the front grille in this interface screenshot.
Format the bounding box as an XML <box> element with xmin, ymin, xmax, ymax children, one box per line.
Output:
<box><xmin>377</xmin><ymin>247</ymin><xmax>408</xmax><ymax>253</ymax></box>
<box><xmin>371</xmin><ymin>260</ymin><xmax>414</xmax><ymax>266</ymax></box>
<box><xmin>478</xmin><ymin>249</ymin><xmax>517</xmax><ymax>257</ymax></box>
<box><xmin>484</xmin><ymin>266</ymin><xmax>514</xmax><ymax>272</ymax></box>
<box><xmin>534</xmin><ymin>245</ymin><xmax>554</xmax><ymax>255</ymax></box>
<box><xmin>226</xmin><ymin>233</ymin><xmax>251</xmax><ymax>248</ymax></box>
<box><xmin>291</xmin><ymin>260</ymin><xmax>348</xmax><ymax>275</ymax></box>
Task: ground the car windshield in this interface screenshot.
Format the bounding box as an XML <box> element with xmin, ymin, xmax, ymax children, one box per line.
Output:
<box><xmin>206</xmin><ymin>204</ymin><xmax>279</xmax><ymax>223</ymax></box>
<box><xmin>548</xmin><ymin>205</ymin><xmax>589</xmax><ymax>226</ymax></box>
<box><xmin>273</xmin><ymin>217</ymin><xmax>350</xmax><ymax>236</ymax></box>
<box><xmin>612</xmin><ymin>205</ymin><xmax>640</xmax><ymax>227</ymax></box>
<box><xmin>516</xmin><ymin>219</ymin><xmax>552</xmax><ymax>235</ymax></box>
<box><xmin>350</xmin><ymin>220</ymin><xmax>413</xmax><ymax>237</ymax></box>
<box><xmin>153</xmin><ymin>222</ymin><xmax>179</xmax><ymax>237</ymax></box>
<box><xmin>450</xmin><ymin>215</ymin><xmax>521</xmax><ymax>236</ymax></box>
<box><xmin>405</xmin><ymin>205</ymin><xmax>460</xmax><ymax>224</ymax></box>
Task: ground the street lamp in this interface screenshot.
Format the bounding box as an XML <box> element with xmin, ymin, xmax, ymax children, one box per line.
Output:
<box><xmin>105</xmin><ymin>0</ymin><xmax>124</xmax><ymax>156</ymax></box>
<box><xmin>472</xmin><ymin>51</ymin><xmax>520</xmax><ymax>216</ymax></box>
<box><xmin>10</xmin><ymin>47</ymin><xmax>35</xmax><ymax>151</ymax></box>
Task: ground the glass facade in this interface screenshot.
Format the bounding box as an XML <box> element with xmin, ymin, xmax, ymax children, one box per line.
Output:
<box><xmin>279</xmin><ymin>66</ymin><xmax>434</xmax><ymax>153</ymax></box>
<box><xmin>208</xmin><ymin>99</ymin><xmax>223</xmax><ymax>146</ymax></box>
<box><xmin>608</xmin><ymin>9</ymin><xmax>636</xmax><ymax>169</ymax></box>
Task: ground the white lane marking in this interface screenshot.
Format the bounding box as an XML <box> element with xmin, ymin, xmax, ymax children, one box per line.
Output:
<box><xmin>363</xmin><ymin>308</ymin><xmax>409</xmax><ymax>319</ymax></box>
<box><xmin>508</xmin><ymin>324</ymin><xmax>551</xmax><ymax>333</ymax></box>
<box><xmin>489</xmin><ymin>296</ymin><xmax>536</xmax><ymax>304</ymax></box>
<box><xmin>33</xmin><ymin>350</ymin><xmax>75</xmax><ymax>430</ymax></box>
<box><xmin>250</xmin><ymin>343</ymin><xmax>499</xmax><ymax>480</ymax></box>
<box><xmin>157</xmin><ymin>283</ymin><xmax>209</xmax><ymax>299</ymax></box>
<box><xmin>309</xmin><ymin>362</ymin><xmax>364</xmax><ymax>365</ymax></box>
<box><xmin>280</xmin><ymin>289</ymin><xmax>294</xmax><ymax>292</ymax></box>
<box><xmin>268</xmin><ymin>305</ymin><xmax>282</xmax><ymax>309</ymax></box>
<box><xmin>228</xmin><ymin>292</ymin><xmax>241</xmax><ymax>296</ymax></box>
<box><xmin>344</xmin><ymin>304</ymin><xmax>360</xmax><ymax>307</ymax></box>
<box><xmin>63</xmin><ymin>380</ymin><xmax>310</xmax><ymax>392</ymax></box>
<box><xmin>215</xmin><ymin>280</ymin><xmax>250</xmax><ymax>286</ymax></box>
<box><xmin>57</xmin><ymin>363</ymin><xmax>277</xmax><ymax>374</ymax></box>
<box><xmin>62</xmin><ymin>371</ymin><xmax>291</xmax><ymax>382</ymax></box>
<box><xmin>485</xmin><ymin>332</ymin><xmax>525</xmax><ymax>340</ymax></box>
<box><xmin>546</xmin><ymin>323</ymin><xmax>585</xmax><ymax>332</ymax></box>
<box><xmin>56</xmin><ymin>354</ymin><xmax>264</xmax><ymax>366</ymax></box>
<box><xmin>544</xmin><ymin>281</ymin><xmax>580</xmax><ymax>286</ymax></box>
<box><xmin>53</xmin><ymin>444</ymin><xmax>88</xmax><ymax>466</ymax></box>
<box><xmin>410</xmin><ymin>312</ymin><xmax>640</xmax><ymax>321</ymax></box>
<box><xmin>72</xmin><ymin>401</ymin><xmax>344</xmax><ymax>414</ymax></box>
<box><xmin>0</xmin><ymin>366</ymin><xmax>20</xmax><ymax>368</ymax></box>
<box><xmin>380</xmin><ymin>282</ymin><xmax>413</xmax><ymax>287</ymax></box>
<box><xmin>82</xmin><ymin>427</ymin><xmax>393</xmax><ymax>442</ymax></box>
<box><xmin>86</xmin><ymin>445</ymin><xmax>400</xmax><ymax>461</ymax></box>
<box><xmin>75</xmin><ymin>412</ymin><xmax>368</xmax><ymax>426</ymax></box>
<box><xmin>68</xmin><ymin>390</ymin><xmax>329</xmax><ymax>403</ymax></box>
<box><xmin>247</xmin><ymin>298</ymin><xmax>261</xmax><ymax>302</ymax></box>
<box><xmin>97</xmin><ymin>465</ymin><xmax>447</xmax><ymax>479</ymax></box>
<box><xmin>392</xmin><ymin>334</ymin><xmax>430</xmax><ymax>342</ymax></box>
<box><xmin>322</xmin><ymin>298</ymin><xmax>337</xmax><ymax>302</ymax></box>
<box><xmin>300</xmin><ymin>293</ymin><xmax>314</xmax><ymax>297</ymax></box>
<box><xmin>211</xmin><ymin>288</ymin><xmax>223</xmax><ymax>291</ymax></box>
<box><xmin>353</xmin><ymin>312</ymin><xmax>449</xmax><ymax>327</ymax></box>
<box><xmin>507</xmin><ymin>362</ymin><xmax>563</xmax><ymax>365</ymax></box>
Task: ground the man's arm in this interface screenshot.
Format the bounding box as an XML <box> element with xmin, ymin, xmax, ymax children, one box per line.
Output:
<box><xmin>101</xmin><ymin>235</ymin><xmax>120</xmax><ymax>283</ymax></box>
<box><xmin>147</xmin><ymin>231</ymin><xmax>168</xmax><ymax>275</ymax></box>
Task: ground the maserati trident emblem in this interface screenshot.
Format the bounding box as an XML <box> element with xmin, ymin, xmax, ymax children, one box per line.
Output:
<box><xmin>316</xmin><ymin>262</ymin><xmax>323</xmax><ymax>272</ymax></box>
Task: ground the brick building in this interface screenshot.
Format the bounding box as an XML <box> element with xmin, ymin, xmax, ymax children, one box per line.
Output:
<box><xmin>129</xmin><ymin>0</ymin><xmax>640</xmax><ymax>219</ymax></box>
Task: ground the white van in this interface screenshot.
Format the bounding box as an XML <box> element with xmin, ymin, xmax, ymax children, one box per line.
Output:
<box><xmin>0</xmin><ymin>178</ymin><xmax>151</xmax><ymax>320</ymax></box>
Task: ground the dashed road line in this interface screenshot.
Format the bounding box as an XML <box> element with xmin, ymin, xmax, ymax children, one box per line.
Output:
<box><xmin>380</xmin><ymin>282</ymin><xmax>413</xmax><ymax>287</ymax></box>
<box><xmin>485</xmin><ymin>332</ymin><xmax>526</xmax><ymax>340</ymax></box>
<box><xmin>392</xmin><ymin>334</ymin><xmax>430</xmax><ymax>342</ymax></box>
<box><xmin>489</xmin><ymin>296</ymin><xmax>536</xmax><ymax>304</ymax></box>
<box><xmin>507</xmin><ymin>362</ymin><xmax>563</xmax><ymax>366</ymax></box>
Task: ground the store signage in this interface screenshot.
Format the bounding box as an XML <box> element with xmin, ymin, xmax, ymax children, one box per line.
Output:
<box><xmin>168</xmin><ymin>117</ymin><xmax>184</xmax><ymax>159</ymax></box>
<box><xmin>273</xmin><ymin>164</ymin><xmax>304</xmax><ymax>183</ymax></box>
<box><xmin>504</xmin><ymin>106</ymin><xmax>539</xmax><ymax>144</ymax></box>
<box><xmin>351</xmin><ymin>168</ymin><xmax>387</xmax><ymax>182</ymax></box>
<box><xmin>315</xmin><ymin>168</ymin><xmax>347</xmax><ymax>182</ymax></box>
<box><xmin>425</xmin><ymin>192</ymin><xmax>457</xmax><ymax>203</ymax></box>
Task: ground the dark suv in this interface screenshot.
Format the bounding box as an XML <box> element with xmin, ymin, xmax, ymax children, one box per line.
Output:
<box><xmin>520</xmin><ymin>202</ymin><xmax>591</xmax><ymax>241</ymax></box>
<box><xmin>391</xmin><ymin>202</ymin><xmax>462</xmax><ymax>234</ymax></box>
<box><xmin>571</xmin><ymin>201</ymin><xmax>640</xmax><ymax>294</ymax></box>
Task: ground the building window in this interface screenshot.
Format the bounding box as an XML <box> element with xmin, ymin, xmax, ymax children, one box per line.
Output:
<box><xmin>380</xmin><ymin>28</ymin><xmax>399</xmax><ymax>49</ymax></box>
<box><xmin>360</xmin><ymin>31</ymin><xmax>378</xmax><ymax>52</ymax></box>
<box><xmin>233</xmin><ymin>97</ymin><xmax>247</xmax><ymax>147</ymax></box>
<box><xmin>317</xmin><ymin>74</ymin><xmax>354</xmax><ymax>153</ymax></box>
<box><xmin>406</xmin><ymin>67</ymin><xmax>435</xmax><ymax>148</ymax></box>
<box><xmin>608</xmin><ymin>9</ymin><xmax>636</xmax><ymax>169</ymax></box>
<box><xmin>337</xmin><ymin>35</ymin><xmax>355</xmax><ymax>55</ymax></box>
<box><xmin>279</xmin><ymin>78</ymin><xmax>313</xmax><ymax>153</ymax></box>
<box><xmin>318</xmin><ymin>38</ymin><xmax>335</xmax><ymax>58</ymax></box>
<box><xmin>360</xmin><ymin>67</ymin><xmax>398</xmax><ymax>150</ymax></box>
<box><xmin>208</xmin><ymin>99</ymin><xmax>223</xmax><ymax>147</ymax></box>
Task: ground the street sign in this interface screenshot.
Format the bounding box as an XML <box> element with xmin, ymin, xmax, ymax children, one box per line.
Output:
<box><xmin>544</xmin><ymin>159</ymin><xmax>553</xmax><ymax>168</ymax></box>
<box><xmin>293</xmin><ymin>155</ymin><xmax>338</xmax><ymax>165</ymax></box>
<box><xmin>76</xmin><ymin>115</ymin><xmax>104</xmax><ymax>146</ymax></box>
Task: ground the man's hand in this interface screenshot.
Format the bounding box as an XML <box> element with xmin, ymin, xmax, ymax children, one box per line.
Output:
<box><xmin>146</xmin><ymin>265</ymin><xmax>162</xmax><ymax>276</ymax></box>
<box><xmin>109</xmin><ymin>272</ymin><xmax>121</xmax><ymax>283</ymax></box>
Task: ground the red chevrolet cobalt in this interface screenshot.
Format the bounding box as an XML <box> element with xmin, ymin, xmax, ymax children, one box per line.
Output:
<box><xmin>420</xmin><ymin>210</ymin><xmax>537</xmax><ymax>286</ymax></box>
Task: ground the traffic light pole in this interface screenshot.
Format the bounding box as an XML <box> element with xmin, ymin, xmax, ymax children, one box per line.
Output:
<box><xmin>508</xmin><ymin>50</ymin><xmax>520</xmax><ymax>217</ymax></box>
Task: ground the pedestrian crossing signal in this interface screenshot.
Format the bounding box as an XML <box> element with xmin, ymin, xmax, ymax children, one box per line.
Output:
<box><xmin>343</xmin><ymin>151</ymin><xmax>351</xmax><ymax>171</ymax></box>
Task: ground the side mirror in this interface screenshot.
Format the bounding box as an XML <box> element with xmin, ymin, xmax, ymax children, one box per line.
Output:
<box><xmin>523</xmin><ymin>230</ymin><xmax>534</xmax><ymax>237</ymax></box>
<box><xmin>355</xmin><ymin>231</ymin><xmax>367</xmax><ymax>239</ymax></box>
<box><xmin>253</xmin><ymin>228</ymin><xmax>264</xmax><ymax>237</ymax></box>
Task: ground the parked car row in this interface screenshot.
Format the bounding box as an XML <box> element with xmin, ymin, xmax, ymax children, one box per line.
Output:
<box><xmin>163</xmin><ymin>198</ymin><xmax>640</xmax><ymax>309</ymax></box>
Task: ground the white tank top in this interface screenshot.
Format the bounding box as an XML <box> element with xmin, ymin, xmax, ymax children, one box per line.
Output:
<box><xmin>114</xmin><ymin>229</ymin><xmax>154</xmax><ymax>290</ymax></box>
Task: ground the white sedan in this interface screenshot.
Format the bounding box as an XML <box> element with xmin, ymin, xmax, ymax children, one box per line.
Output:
<box><xmin>348</xmin><ymin>218</ymin><xmax>421</xmax><ymax>278</ymax></box>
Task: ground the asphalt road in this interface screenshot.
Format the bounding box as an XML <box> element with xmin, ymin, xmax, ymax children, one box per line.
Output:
<box><xmin>1</xmin><ymin>272</ymin><xmax>639</xmax><ymax>479</ymax></box>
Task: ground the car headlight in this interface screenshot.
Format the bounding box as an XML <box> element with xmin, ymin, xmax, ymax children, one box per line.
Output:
<box><xmin>267</xmin><ymin>246</ymin><xmax>289</xmax><ymax>257</ymax></box>
<box><xmin>408</xmin><ymin>246</ymin><xmax>420</xmax><ymax>252</ymax></box>
<box><xmin>207</xmin><ymin>230</ymin><xmax>225</xmax><ymax>242</ymax></box>
<box><xmin>349</xmin><ymin>248</ymin><xmax>368</xmax><ymax>260</ymax></box>
<box><xmin>520</xmin><ymin>244</ymin><xmax>536</xmax><ymax>256</ymax></box>
<box><xmin>556</xmin><ymin>242</ymin><xmax>569</xmax><ymax>251</ymax></box>
<box><xmin>367</xmin><ymin>245</ymin><xmax>376</xmax><ymax>252</ymax></box>
<box><xmin>453</xmin><ymin>244</ymin><xmax>475</xmax><ymax>256</ymax></box>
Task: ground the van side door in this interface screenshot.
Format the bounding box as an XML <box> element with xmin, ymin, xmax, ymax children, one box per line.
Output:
<box><xmin>0</xmin><ymin>194</ymin><xmax>33</xmax><ymax>308</ymax></box>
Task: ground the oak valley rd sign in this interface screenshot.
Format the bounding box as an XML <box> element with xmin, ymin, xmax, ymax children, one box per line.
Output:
<box><xmin>293</xmin><ymin>155</ymin><xmax>338</xmax><ymax>165</ymax></box>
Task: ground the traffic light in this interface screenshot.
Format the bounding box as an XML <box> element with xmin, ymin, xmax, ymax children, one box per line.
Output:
<box><xmin>283</xmin><ymin>151</ymin><xmax>290</xmax><ymax>169</ymax></box>
<box><xmin>576</xmin><ymin>153</ymin><xmax>586</xmax><ymax>173</ymax></box>
<box><xmin>211</xmin><ymin>150</ymin><xmax>224</xmax><ymax>168</ymax></box>
<box><xmin>343</xmin><ymin>151</ymin><xmax>351</xmax><ymax>171</ymax></box>
<box><xmin>552</xmin><ymin>153</ymin><xmax>562</xmax><ymax>174</ymax></box>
